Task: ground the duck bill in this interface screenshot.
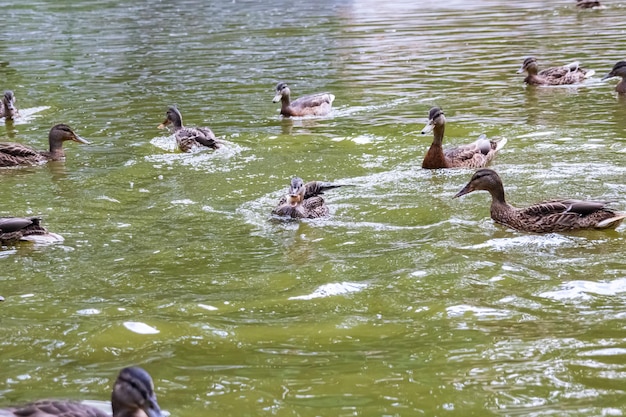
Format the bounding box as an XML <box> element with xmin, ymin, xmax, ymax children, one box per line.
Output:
<box><xmin>601</xmin><ymin>72</ymin><xmax>614</xmax><ymax>81</ymax></box>
<box><xmin>516</xmin><ymin>65</ymin><xmax>525</xmax><ymax>74</ymax></box>
<box><xmin>421</xmin><ymin>121</ymin><xmax>435</xmax><ymax>134</ymax></box>
<box><xmin>272</xmin><ymin>93</ymin><xmax>282</xmax><ymax>103</ymax></box>
<box><xmin>287</xmin><ymin>194</ymin><xmax>301</xmax><ymax>207</ymax></box>
<box><xmin>454</xmin><ymin>184</ymin><xmax>473</xmax><ymax>198</ymax></box>
<box><xmin>157</xmin><ymin>118</ymin><xmax>170</xmax><ymax>129</ymax></box>
<box><xmin>73</xmin><ymin>134</ymin><xmax>91</xmax><ymax>145</ymax></box>
<box><xmin>144</xmin><ymin>398</ymin><xmax>163</xmax><ymax>417</ymax></box>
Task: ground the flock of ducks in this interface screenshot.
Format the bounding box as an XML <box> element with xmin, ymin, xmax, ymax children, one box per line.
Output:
<box><xmin>0</xmin><ymin>2</ymin><xmax>625</xmax><ymax>412</ymax></box>
<box><xmin>2</xmin><ymin>55</ymin><xmax>626</xmax><ymax>247</ymax></box>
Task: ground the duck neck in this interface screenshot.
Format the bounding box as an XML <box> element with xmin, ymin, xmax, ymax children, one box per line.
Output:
<box><xmin>422</xmin><ymin>125</ymin><xmax>448</xmax><ymax>168</ymax></box>
<box><xmin>617</xmin><ymin>78</ymin><xmax>626</xmax><ymax>94</ymax></box>
<box><xmin>45</xmin><ymin>139</ymin><xmax>66</xmax><ymax>160</ymax></box>
<box><xmin>487</xmin><ymin>183</ymin><xmax>514</xmax><ymax>223</ymax></box>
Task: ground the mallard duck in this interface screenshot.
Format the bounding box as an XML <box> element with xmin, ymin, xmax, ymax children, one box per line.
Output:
<box><xmin>0</xmin><ymin>366</ymin><xmax>162</xmax><ymax>417</ymax></box>
<box><xmin>454</xmin><ymin>169</ymin><xmax>626</xmax><ymax>233</ymax></box>
<box><xmin>0</xmin><ymin>216</ymin><xmax>62</xmax><ymax>245</ymax></box>
<box><xmin>576</xmin><ymin>0</ymin><xmax>601</xmax><ymax>8</ymax></box>
<box><xmin>272</xmin><ymin>177</ymin><xmax>346</xmax><ymax>219</ymax></box>
<box><xmin>602</xmin><ymin>61</ymin><xmax>626</xmax><ymax>94</ymax></box>
<box><xmin>272</xmin><ymin>82</ymin><xmax>335</xmax><ymax>117</ymax></box>
<box><xmin>0</xmin><ymin>90</ymin><xmax>19</xmax><ymax>120</ymax></box>
<box><xmin>0</xmin><ymin>124</ymin><xmax>90</xmax><ymax>167</ymax></box>
<box><xmin>157</xmin><ymin>106</ymin><xmax>219</xmax><ymax>152</ymax></box>
<box><xmin>420</xmin><ymin>107</ymin><xmax>506</xmax><ymax>169</ymax></box>
<box><xmin>517</xmin><ymin>57</ymin><xmax>595</xmax><ymax>86</ymax></box>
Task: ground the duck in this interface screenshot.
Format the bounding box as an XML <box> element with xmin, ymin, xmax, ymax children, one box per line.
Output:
<box><xmin>157</xmin><ymin>106</ymin><xmax>219</xmax><ymax>152</ymax></box>
<box><xmin>517</xmin><ymin>57</ymin><xmax>595</xmax><ymax>86</ymax></box>
<box><xmin>420</xmin><ymin>107</ymin><xmax>506</xmax><ymax>169</ymax></box>
<box><xmin>272</xmin><ymin>82</ymin><xmax>335</xmax><ymax>117</ymax></box>
<box><xmin>0</xmin><ymin>366</ymin><xmax>162</xmax><ymax>417</ymax></box>
<box><xmin>0</xmin><ymin>90</ymin><xmax>19</xmax><ymax>120</ymax></box>
<box><xmin>576</xmin><ymin>0</ymin><xmax>601</xmax><ymax>8</ymax></box>
<box><xmin>272</xmin><ymin>177</ymin><xmax>346</xmax><ymax>219</ymax></box>
<box><xmin>0</xmin><ymin>216</ymin><xmax>63</xmax><ymax>245</ymax></box>
<box><xmin>602</xmin><ymin>61</ymin><xmax>626</xmax><ymax>94</ymax></box>
<box><xmin>0</xmin><ymin>124</ymin><xmax>90</xmax><ymax>167</ymax></box>
<box><xmin>454</xmin><ymin>168</ymin><xmax>626</xmax><ymax>233</ymax></box>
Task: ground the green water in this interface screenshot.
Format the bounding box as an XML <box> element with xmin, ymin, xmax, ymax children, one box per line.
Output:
<box><xmin>1</xmin><ymin>1</ymin><xmax>626</xmax><ymax>415</ymax></box>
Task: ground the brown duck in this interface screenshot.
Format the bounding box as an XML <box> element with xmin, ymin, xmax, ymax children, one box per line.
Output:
<box><xmin>576</xmin><ymin>0</ymin><xmax>601</xmax><ymax>8</ymax></box>
<box><xmin>0</xmin><ymin>124</ymin><xmax>89</xmax><ymax>167</ymax></box>
<box><xmin>0</xmin><ymin>217</ymin><xmax>62</xmax><ymax>245</ymax></box>
<box><xmin>272</xmin><ymin>82</ymin><xmax>335</xmax><ymax>117</ymax></box>
<box><xmin>421</xmin><ymin>107</ymin><xmax>506</xmax><ymax>169</ymax></box>
<box><xmin>517</xmin><ymin>57</ymin><xmax>595</xmax><ymax>86</ymax></box>
<box><xmin>0</xmin><ymin>90</ymin><xmax>19</xmax><ymax>120</ymax></box>
<box><xmin>158</xmin><ymin>106</ymin><xmax>219</xmax><ymax>152</ymax></box>
<box><xmin>272</xmin><ymin>177</ymin><xmax>346</xmax><ymax>219</ymax></box>
<box><xmin>602</xmin><ymin>61</ymin><xmax>626</xmax><ymax>94</ymax></box>
<box><xmin>454</xmin><ymin>169</ymin><xmax>626</xmax><ymax>233</ymax></box>
<box><xmin>0</xmin><ymin>367</ymin><xmax>162</xmax><ymax>417</ymax></box>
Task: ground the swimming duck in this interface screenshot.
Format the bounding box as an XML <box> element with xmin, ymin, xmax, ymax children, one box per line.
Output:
<box><xmin>0</xmin><ymin>124</ymin><xmax>90</xmax><ymax>167</ymax></box>
<box><xmin>421</xmin><ymin>107</ymin><xmax>506</xmax><ymax>169</ymax></box>
<box><xmin>157</xmin><ymin>106</ymin><xmax>219</xmax><ymax>152</ymax></box>
<box><xmin>272</xmin><ymin>82</ymin><xmax>335</xmax><ymax>117</ymax></box>
<box><xmin>576</xmin><ymin>0</ymin><xmax>601</xmax><ymax>8</ymax></box>
<box><xmin>272</xmin><ymin>177</ymin><xmax>345</xmax><ymax>219</ymax></box>
<box><xmin>602</xmin><ymin>61</ymin><xmax>626</xmax><ymax>94</ymax></box>
<box><xmin>454</xmin><ymin>169</ymin><xmax>626</xmax><ymax>233</ymax></box>
<box><xmin>0</xmin><ymin>367</ymin><xmax>162</xmax><ymax>417</ymax></box>
<box><xmin>517</xmin><ymin>57</ymin><xmax>595</xmax><ymax>86</ymax></box>
<box><xmin>0</xmin><ymin>90</ymin><xmax>19</xmax><ymax>120</ymax></box>
<box><xmin>0</xmin><ymin>216</ymin><xmax>62</xmax><ymax>245</ymax></box>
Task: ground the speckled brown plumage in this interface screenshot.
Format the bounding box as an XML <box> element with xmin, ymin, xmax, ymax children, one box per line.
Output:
<box><xmin>0</xmin><ymin>124</ymin><xmax>89</xmax><ymax>167</ymax></box>
<box><xmin>602</xmin><ymin>61</ymin><xmax>626</xmax><ymax>94</ymax></box>
<box><xmin>0</xmin><ymin>367</ymin><xmax>162</xmax><ymax>417</ymax></box>
<box><xmin>272</xmin><ymin>82</ymin><xmax>335</xmax><ymax>117</ymax></box>
<box><xmin>517</xmin><ymin>57</ymin><xmax>594</xmax><ymax>86</ymax></box>
<box><xmin>576</xmin><ymin>0</ymin><xmax>601</xmax><ymax>8</ymax></box>
<box><xmin>421</xmin><ymin>107</ymin><xmax>506</xmax><ymax>169</ymax></box>
<box><xmin>272</xmin><ymin>177</ymin><xmax>346</xmax><ymax>219</ymax></box>
<box><xmin>158</xmin><ymin>106</ymin><xmax>219</xmax><ymax>152</ymax></box>
<box><xmin>454</xmin><ymin>169</ymin><xmax>626</xmax><ymax>233</ymax></box>
<box><xmin>0</xmin><ymin>217</ymin><xmax>53</xmax><ymax>245</ymax></box>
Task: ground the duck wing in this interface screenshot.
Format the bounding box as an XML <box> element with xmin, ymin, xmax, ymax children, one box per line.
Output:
<box><xmin>514</xmin><ymin>199</ymin><xmax>625</xmax><ymax>231</ymax></box>
<box><xmin>301</xmin><ymin>196</ymin><xmax>329</xmax><ymax>218</ymax></box>
<box><xmin>303</xmin><ymin>181</ymin><xmax>350</xmax><ymax>198</ymax></box>
<box><xmin>444</xmin><ymin>135</ymin><xmax>506</xmax><ymax>168</ymax></box>
<box><xmin>1</xmin><ymin>400</ymin><xmax>109</xmax><ymax>417</ymax></box>
<box><xmin>175</xmin><ymin>127</ymin><xmax>219</xmax><ymax>152</ymax></box>
<box><xmin>291</xmin><ymin>93</ymin><xmax>335</xmax><ymax>109</ymax></box>
<box><xmin>0</xmin><ymin>143</ymin><xmax>46</xmax><ymax>167</ymax></box>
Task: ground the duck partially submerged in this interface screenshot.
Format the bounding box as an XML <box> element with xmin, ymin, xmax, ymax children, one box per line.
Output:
<box><xmin>0</xmin><ymin>366</ymin><xmax>163</xmax><ymax>417</ymax></box>
<box><xmin>0</xmin><ymin>124</ymin><xmax>90</xmax><ymax>167</ymax></box>
<box><xmin>272</xmin><ymin>82</ymin><xmax>335</xmax><ymax>117</ymax></box>
<box><xmin>454</xmin><ymin>169</ymin><xmax>626</xmax><ymax>233</ymax></box>
<box><xmin>602</xmin><ymin>61</ymin><xmax>626</xmax><ymax>94</ymax></box>
<box><xmin>0</xmin><ymin>90</ymin><xmax>19</xmax><ymax>120</ymax></box>
<box><xmin>0</xmin><ymin>216</ymin><xmax>62</xmax><ymax>245</ymax></box>
<box><xmin>421</xmin><ymin>107</ymin><xmax>506</xmax><ymax>169</ymax></box>
<box><xmin>576</xmin><ymin>0</ymin><xmax>601</xmax><ymax>8</ymax></box>
<box><xmin>517</xmin><ymin>57</ymin><xmax>595</xmax><ymax>85</ymax></box>
<box><xmin>158</xmin><ymin>106</ymin><xmax>219</xmax><ymax>152</ymax></box>
<box><xmin>272</xmin><ymin>177</ymin><xmax>346</xmax><ymax>219</ymax></box>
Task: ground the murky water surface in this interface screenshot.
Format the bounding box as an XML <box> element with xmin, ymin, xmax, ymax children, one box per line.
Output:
<box><xmin>1</xmin><ymin>1</ymin><xmax>626</xmax><ymax>415</ymax></box>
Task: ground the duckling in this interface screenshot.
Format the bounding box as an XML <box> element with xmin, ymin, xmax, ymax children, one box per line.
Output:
<box><xmin>576</xmin><ymin>0</ymin><xmax>601</xmax><ymax>8</ymax></box>
<box><xmin>0</xmin><ymin>216</ymin><xmax>62</xmax><ymax>245</ymax></box>
<box><xmin>0</xmin><ymin>124</ymin><xmax>90</xmax><ymax>167</ymax></box>
<box><xmin>272</xmin><ymin>177</ymin><xmax>345</xmax><ymax>219</ymax></box>
<box><xmin>602</xmin><ymin>61</ymin><xmax>626</xmax><ymax>94</ymax></box>
<box><xmin>272</xmin><ymin>82</ymin><xmax>335</xmax><ymax>117</ymax></box>
<box><xmin>0</xmin><ymin>90</ymin><xmax>19</xmax><ymax>120</ymax></box>
<box><xmin>157</xmin><ymin>106</ymin><xmax>219</xmax><ymax>152</ymax></box>
<box><xmin>0</xmin><ymin>366</ymin><xmax>163</xmax><ymax>417</ymax></box>
<box><xmin>421</xmin><ymin>107</ymin><xmax>506</xmax><ymax>169</ymax></box>
<box><xmin>454</xmin><ymin>169</ymin><xmax>626</xmax><ymax>233</ymax></box>
<box><xmin>517</xmin><ymin>57</ymin><xmax>595</xmax><ymax>85</ymax></box>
